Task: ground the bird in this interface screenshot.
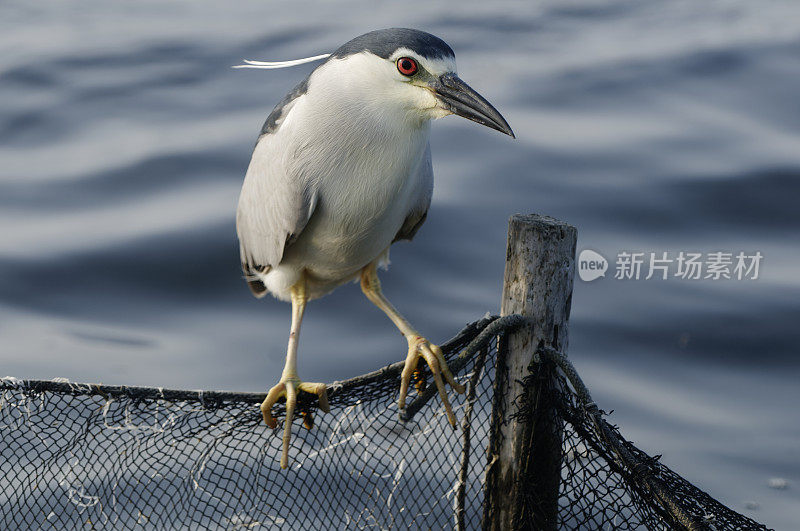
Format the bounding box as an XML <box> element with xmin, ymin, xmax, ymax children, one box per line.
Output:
<box><xmin>234</xmin><ymin>28</ymin><xmax>514</xmax><ymax>469</ymax></box>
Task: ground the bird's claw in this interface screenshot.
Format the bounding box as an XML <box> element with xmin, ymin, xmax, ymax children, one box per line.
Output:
<box><xmin>412</xmin><ymin>365</ymin><xmax>427</xmax><ymax>393</ymax></box>
<box><xmin>260</xmin><ymin>377</ymin><xmax>329</xmax><ymax>469</ymax></box>
<box><xmin>399</xmin><ymin>336</ymin><xmax>465</xmax><ymax>426</ymax></box>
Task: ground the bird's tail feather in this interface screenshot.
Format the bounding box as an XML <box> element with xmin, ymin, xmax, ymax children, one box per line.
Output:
<box><xmin>242</xmin><ymin>263</ymin><xmax>269</xmax><ymax>298</ymax></box>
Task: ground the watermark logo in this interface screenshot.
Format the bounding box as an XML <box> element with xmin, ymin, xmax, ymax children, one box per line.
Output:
<box><xmin>578</xmin><ymin>249</ymin><xmax>608</xmax><ymax>282</ymax></box>
<box><xmin>576</xmin><ymin>249</ymin><xmax>763</xmax><ymax>282</ymax></box>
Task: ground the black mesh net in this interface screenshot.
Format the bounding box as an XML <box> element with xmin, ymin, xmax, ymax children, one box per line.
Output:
<box><xmin>0</xmin><ymin>316</ymin><xmax>769</xmax><ymax>530</ymax></box>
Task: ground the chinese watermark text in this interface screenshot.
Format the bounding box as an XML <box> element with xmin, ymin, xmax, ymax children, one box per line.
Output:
<box><xmin>578</xmin><ymin>249</ymin><xmax>763</xmax><ymax>282</ymax></box>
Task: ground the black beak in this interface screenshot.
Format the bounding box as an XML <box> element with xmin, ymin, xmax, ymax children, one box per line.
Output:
<box><xmin>433</xmin><ymin>73</ymin><xmax>514</xmax><ymax>138</ymax></box>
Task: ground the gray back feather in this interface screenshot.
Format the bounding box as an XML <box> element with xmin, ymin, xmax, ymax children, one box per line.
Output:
<box><xmin>236</xmin><ymin>127</ymin><xmax>318</xmax><ymax>294</ymax></box>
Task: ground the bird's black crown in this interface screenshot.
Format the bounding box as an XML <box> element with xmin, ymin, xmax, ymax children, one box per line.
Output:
<box><xmin>332</xmin><ymin>28</ymin><xmax>455</xmax><ymax>61</ymax></box>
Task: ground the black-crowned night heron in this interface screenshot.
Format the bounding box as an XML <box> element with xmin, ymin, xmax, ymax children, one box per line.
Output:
<box><xmin>235</xmin><ymin>28</ymin><xmax>513</xmax><ymax>468</ymax></box>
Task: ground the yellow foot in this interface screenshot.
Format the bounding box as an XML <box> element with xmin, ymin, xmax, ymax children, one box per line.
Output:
<box><xmin>260</xmin><ymin>377</ymin><xmax>329</xmax><ymax>469</ymax></box>
<box><xmin>399</xmin><ymin>336</ymin><xmax>466</xmax><ymax>426</ymax></box>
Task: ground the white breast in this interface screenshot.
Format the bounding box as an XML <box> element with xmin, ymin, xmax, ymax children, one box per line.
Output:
<box><xmin>255</xmin><ymin>56</ymin><xmax>434</xmax><ymax>300</ymax></box>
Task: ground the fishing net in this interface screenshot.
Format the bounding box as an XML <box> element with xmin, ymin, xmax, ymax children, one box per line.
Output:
<box><xmin>0</xmin><ymin>316</ymin><xmax>769</xmax><ymax>530</ymax></box>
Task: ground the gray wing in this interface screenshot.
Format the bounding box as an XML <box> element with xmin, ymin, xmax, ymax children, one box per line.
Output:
<box><xmin>394</xmin><ymin>142</ymin><xmax>433</xmax><ymax>243</ymax></box>
<box><xmin>236</xmin><ymin>122</ymin><xmax>317</xmax><ymax>298</ymax></box>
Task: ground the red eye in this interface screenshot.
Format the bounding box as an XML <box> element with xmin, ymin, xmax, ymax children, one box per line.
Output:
<box><xmin>396</xmin><ymin>57</ymin><xmax>418</xmax><ymax>76</ymax></box>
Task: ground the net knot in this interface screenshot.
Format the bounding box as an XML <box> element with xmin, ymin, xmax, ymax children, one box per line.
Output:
<box><xmin>583</xmin><ymin>401</ymin><xmax>600</xmax><ymax>415</ymax></box>
<box><xmin>93</xmin><ymin>384</ymin><xmax>109</xmax><ymax>402</ymax></box>
<box><xmin>630</xmin><ymin>461</ymin><xmax>653</xmax><ymax>481</ymax></box>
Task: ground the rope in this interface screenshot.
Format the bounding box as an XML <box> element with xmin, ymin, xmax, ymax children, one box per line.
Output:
<box><xmin>0</xmin><ymin>316</ymin><xmax>504</xmax><ymax>408</ymax></box>
<box><xmin>454</xmin><ymin>343</ymin><xmax>490</xmax><ymax>531</ymax></box>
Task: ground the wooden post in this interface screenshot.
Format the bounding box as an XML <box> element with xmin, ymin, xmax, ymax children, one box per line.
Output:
<box><xmin>484</xmin><ymin>214</ymin><xmax>577</xmax><ymax>530</ymax></box>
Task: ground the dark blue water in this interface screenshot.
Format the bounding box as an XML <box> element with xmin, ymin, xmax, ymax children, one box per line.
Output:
<box><xmin>1</xmin><ymin>1</ymin><xmax>798</xmax><ymax>527</ymax></box>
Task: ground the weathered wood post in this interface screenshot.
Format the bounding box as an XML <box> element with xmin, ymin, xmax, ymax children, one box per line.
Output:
<box><xmin>484</xmin><ymin>214</ymin><xmax>577</xmax><ymax>530</ymax></box>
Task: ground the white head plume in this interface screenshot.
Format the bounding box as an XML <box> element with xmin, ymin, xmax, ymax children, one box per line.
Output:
<box><xmin>232</xmin><ymin>54</ymin><xmax>331</xmax><ymax>70</ymax></box>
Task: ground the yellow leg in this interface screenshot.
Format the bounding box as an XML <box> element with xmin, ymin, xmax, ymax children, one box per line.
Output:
<box><xmin>260</xmin><ymin>275</ymin><xmax>329</xmax><ymax>469</ymax></box>
<box><xmin>360</xmin><ymin>262</ymin><xmax>465</xmax><ymax>426</ymax></box>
